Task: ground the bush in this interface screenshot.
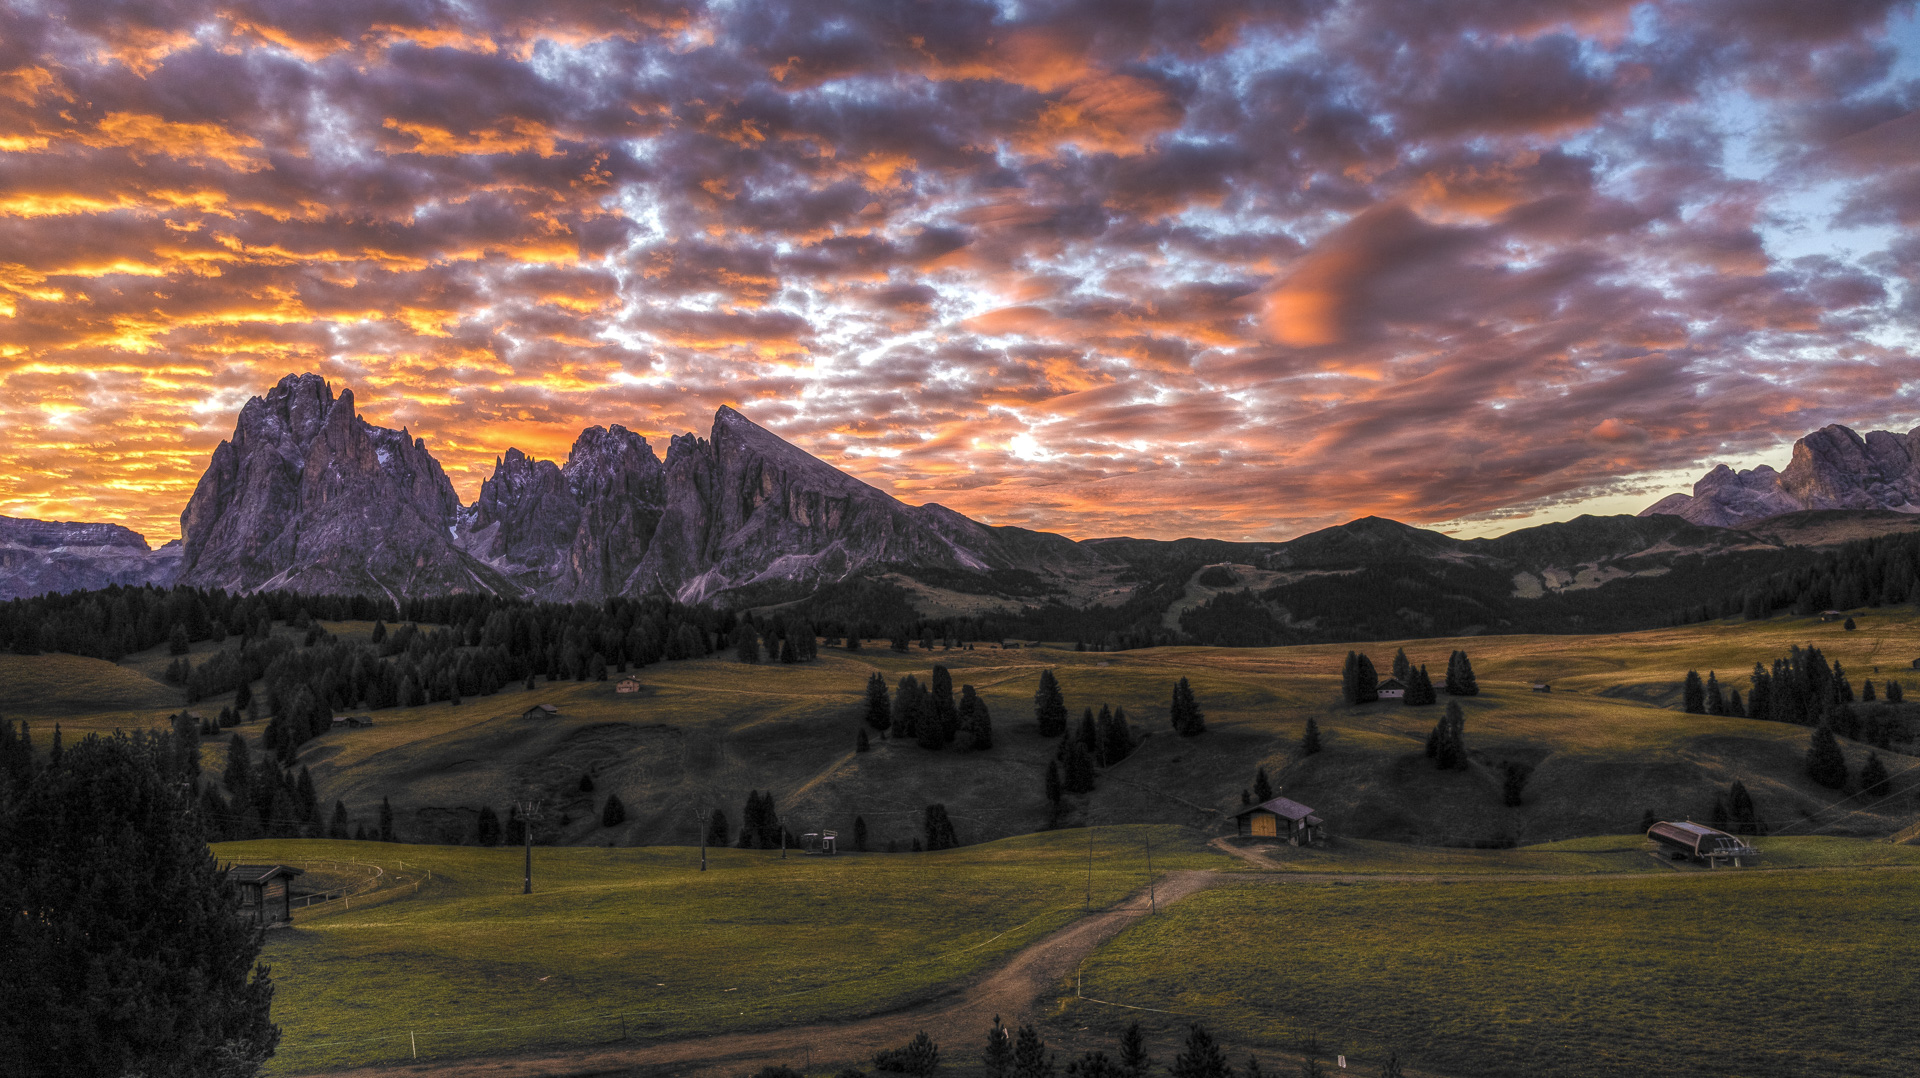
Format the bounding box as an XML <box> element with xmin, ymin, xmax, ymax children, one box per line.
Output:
<box><xmin>1196</xmin><ymin>565</ymin><xmax>1238</xmax><ymax>587</ymax></box>
<box><xmin>874</xmin><ymin>1031</ymin><xmax>940</xmax><ymax>1075</ymax></box>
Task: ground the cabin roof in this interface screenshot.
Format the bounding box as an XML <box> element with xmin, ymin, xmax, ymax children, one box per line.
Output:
<box><xmin>226</xmin><ymin>864</ymin><xmax>304</xmax><ymax>884</ymax></box>
<box><xmin>525</xmin><ymin>703</ymin><xmax>558</xmax><ymax>714</ymax></box>
<box><xmin>1376</xmin><ymin>678</ymin><xmax>1406</xmax><ymax>690</ymax></box>
<box><xmin>1235</xmin><ymin>795</ymin><xmax>1317</xmax><ymax>821</ymax></box>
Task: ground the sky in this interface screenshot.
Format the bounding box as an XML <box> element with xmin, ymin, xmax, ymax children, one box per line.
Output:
<box><xmin>1</xmin><ymin>0</ymin><xmax>1917</xmax><ymax>545</ymax></box>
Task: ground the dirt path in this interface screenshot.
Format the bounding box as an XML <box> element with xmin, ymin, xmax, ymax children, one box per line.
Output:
<box><xmin>301</xmin><ymin>870</ymin><xmax>1227</xmax><ymax>1078</ymax></box>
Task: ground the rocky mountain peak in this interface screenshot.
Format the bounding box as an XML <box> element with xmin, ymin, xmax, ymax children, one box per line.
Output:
<box><xmin>1643</xmin><ymin>423</ymin><xmax>1920</xmax><ymax>528</ymax></box>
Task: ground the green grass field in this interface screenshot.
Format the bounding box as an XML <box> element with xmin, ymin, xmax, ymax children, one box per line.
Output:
<box><xmin>217</xmin><ymin>826</ymin><xmax>1231</xmax><ymax>1074</ymax></box>
<box><xmin>1070</xmin><ymin>865</ymin><xmax>1920</xmax><ymax>1078</ymax></box>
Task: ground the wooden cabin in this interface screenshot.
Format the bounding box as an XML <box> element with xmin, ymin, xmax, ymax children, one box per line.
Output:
<box><xmin>1375</xmin><ymin>678</ymin><xmax>1406</xmax><ymax>699</ymax></box>
<box><xmin>523</xmin><ymin>703</ymin><xmax>559</xmax><ymax>720</ymax></box>
<box><xmin>1234</xmin><ymin>796</ymin><xmax>1324</xmax><ymax>846</ymax></box>
<box><xmin>615</xmin><ymin>678</ymin><xmax>641</xmax><ymax>694</ymax></box>
<box><xmin>802</xmin><ymin>830</ymin><xmax>838</xmax><ymax>855</ymax></box>
<box><xmin>1646</xmin><ymin>821</ymin><xmax>1758</xmax><ymax>867</ymax></box>
<box><xmin>227</xmin><ymin>864</ymin><xmax>303</xmax><ymax>927</ymax></box>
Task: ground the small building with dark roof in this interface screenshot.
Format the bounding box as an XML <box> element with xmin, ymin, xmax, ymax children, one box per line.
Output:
<box><xmin>615</xmin><ymin>678</ymin><xmax>640</xmax><ymax>694</ymax></box>
<box><xmin>227</xmin><ymin>864</ymin><xmax>303</xmax><ymax>927</ymax></box>
<box><xmin>1646</xmin><ymin>821</ymin><xmax>1758</xmax><ymax>867</ymax></box>
<box><xmin>1376</xmin><ymin>677</ymin><xmax>1406</xmax><ymax>699</ymax></box>
<box><xmin>523</xmin><ymin>703</ymin><xmax>559</xmax><ymax>719</ymax></box>
<box><xmin>1233</xmin><ymin>796</ymin><xmax>1325</xmax><ymax>846</ymax></box>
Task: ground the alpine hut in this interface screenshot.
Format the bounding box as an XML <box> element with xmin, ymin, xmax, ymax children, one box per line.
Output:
<box><xmin>1646</xmin><ymin>821</ymin><xmax>1758</xmax><ymax>867</ymax></box>
<box><xmin>1375</xmin><ymin>678</ymin><xmax>1406</xmax><ymax>700</ymax></box>
<box><xmin>1234</xmin><ymin>796</ymin><xmax>1325</xmax><ymax>846</ymax></box>
<box><xmin>227</xmin><ymin>864</ymin><xmax>303</xmax><ymax>927</ymax></box>
<box><xmin>522</xmin><ymin>703</ymin><xmax>559</xmax><ymax>720</ymax></box>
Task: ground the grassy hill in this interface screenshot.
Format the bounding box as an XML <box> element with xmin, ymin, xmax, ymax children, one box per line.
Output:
<box><xmin>10</xmin><ymin>610</ymin><xmax>1919</xmax><ymax>850</ymax></box>
<box><xmin>215</xmin><ymin>827</ymin><xmax>1231</xmax><ymax>1074</ymax></box>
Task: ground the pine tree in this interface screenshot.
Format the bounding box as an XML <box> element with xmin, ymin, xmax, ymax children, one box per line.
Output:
<box><xmin>1078</xmin><ymin>708</ymin><xmax>1099</xmax><ymax>752</ymax></box>
<box><xmin>1445</xmin><ymin>650</ymin><xmax>1479</xmax><ymax>696</ymax></box>
<box><xmin>379</xmin><ymin>795</ymin><xmax>396</xmax><ymax>841</ymax></box>
<box><xmin>1805</xmin><ymin>725</ymin><xmax>1849</xmax><ymax>790</ymax></box>
<box><xmin>1727</xmin><ymin>688</ymin><xmax>1746</xmax><ymax>717</ymax></box>
<box><xmin>857</xmin><ymin>727</ymin><xmax>872</xmax><ymax>753</ymax></box>
<box><xmin>1860</xmin><ymin>752</ymin><xmax>1891</xmax><ymax>798</ymax></box>
<box><xmin>579</xmin><ymin>772</ymin><xmax>595</xmax><ymax>793</ymax></box>
<box><xmin>958</xmin><ymin>685</ymin><xmax>993</xmax><ymax>750</ymax></box>
<box><xmin>167</xmin><ymin>622</ymin><xmax>190</xmax><ymax>655</ymax></box>
<box><xmin>1301</xmin><ymin>719</ymin><xmax>1323</xmax><ymax>756</ymax></box>
<box><xmin>1403</xmin><ymin>664</ymin><xmax>1436</xmax><ymax>706</ymax></box>
<box><xmin>1890</xmin><ymin>680</ymin><xmax>1905</xmax><ymax>703</ymax></box>
<box><xmin>1096</xmin><ymin>705</ymin><xmax>1131</xmax><ymax>765</ymax></box>
<box><xmin>1727</xmin><ymin>780</ymin><xmax>1758</xmax><ymax>834</ymax></box>
<box><xmin>863</xmin><ymin>671</ymin><xmax>892</xmax><ymax>731</ymax></box>
<box><xmin>931</xmin><ymin>665</ymin><xmax>958</xmax><ymax>742</ymax></box>
<box><xmin>1431</xmin><ymin>701</ymin><xmax>1468</xmax><ymax>770</ymax></box>
<box><xmin>1253</xmin><ymin>767</ymin><xmax>1274</xmax><ymax>803</ymax></box>
<box><xmin>1012</xmin><ymin>1024</ymin><xmax>1054</xmax><ymax>1078</ymax></box>
<box><xmin>1682</xmin><ymin>670</ymin><xmax>1705</xmax><ymax>714</ymax></box>
<box><xmin>1035</xmin><ymin>669</ymin><xmax>1068</xmax><ymax>736</ymax></box>
<box><xmin>296</xmin><ymin>765</ymin><xmax>318</xmax><ymax>822</ymax></box>
<box><xmin>475</xmin><ymin>804</ymin><xmax>500</xmax><ymax>846</ymax></box>
<box><xmin>602</xmin><ymin>794</ymin><xmax>627</xmax><ymax>828</ymax></box>
<box><xmin>1063</xmin><ymin>740</ymin><xmax>1097</xmax><ymax>793</ymax></box>
<box><xmin>1341</xmin><ymin>651</ymin><xmax>1360</xmax><ymax>705</ymax></box>
<box><xmin>1392</xmin><ymin>648</ymin><xmax>1410</xmax><ymax>681</ymax></box>
<box><xmin>1501</xmin><ymin>761</ymin><xmax>1528</xmax><ymax>806</ymax></box>
<box><xmin>223</xmin><ymin>733</ymin><xmax>252</xmax><ymax>797</ymax></box>
<box><xmin>0</xmin><ymin>729</ymin><xmax>279</xmax><ymax>1076</ymax></box>
<box><xmin>1169</xmin><ymin>677</ymin><xmax>1205</xmax><ymax>736</ymax></box>
<box><xmin>707</xmin><ymin>808</ymin><xmax>728</xmax><ymax>848</ymax></box>
<box><xmin>732</xmin><ymin>623</ymin><xmax>761</xmax><ymax>664</ymax></box>
<box><xmin>331</xmin><ymin>799</ymin><xmax>352</xmax><ymax>840</ymax></box>
<box><xmin>984</xmin><ymin>1015</ymin><xmax>1014</xmax><ymax>1078</ymax></box>
<box><xmin>1706</xmin><ymin>672</ymin><xmax>1725</xmax><ymax>715</ymax></box>
<box><xmin>1380</xmin><ymin>1052</ymin><xmax>1404</xmax><ymax>1078</ymax></box>
<box><xmin>923</xmin><ymin>803</ymin><xmax>959</xmax><ymax>851</ymax></box>
<box><xmin>1748</xmin><ymin>662</ymin><xmax>1773</xmax><ymax>721</ymax></box>
<box><xmin>1354</xmin><ymin>653</ymin><xmax>1379</xmax><ymax>703</ymax></box>
<box><xmin>1118</xmin><ymin>1021</ymin><xmax>1151</xmax><ymax>1077</ymax></box>
<box><xmin>1863</xmin><ymin>679</ymin><xmax>1877</xmax><ymax>703</ymax></box>
<box><xmin>852</xmin><ymin>814</ymin><xmax>868</xmax><ymax>852</ymax></box>
<box><xmin>1170</xmin><ymin>1023</ymin><xmax>1230</xmax><ymax>1078</ymax></box>
<box><xmin>1045</xmin><ymin>762</ymin><xmax>1063</xmax><ymax>807</ymax></box>
<box><xmin>892</xmin><ymin>675</ymin><xmax>924</xmax><ymax>739</ymax></box>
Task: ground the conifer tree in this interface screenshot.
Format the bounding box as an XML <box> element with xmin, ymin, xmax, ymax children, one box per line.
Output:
<box><xmin>1045</xmin><ymin>762</ymin><xmax>1063</xmax><ymax>807</ymax></box>
<box><xmin>1034</xmin><ymin>669</ymin><xmax>1068</xmax><ymax>736</ymax></box>
<box><xmin>1062</xmin><ymin>740</ymin><xmax>1097</xmax><ymax>793</ymax></box>
<box><xmin>474</xmin><ymin>804</ymin><xmax>500</xmax><ymax>846</ymax></box>
<box><xmin>958</xmin><ymin>685</ymin><xmax>993</xmax><ymax>750</ymax></box>
<box><xmin>1889</xmin><ymin>680</ymin><xmax>1905</xmax><ymax>703</ymax></box>
<box><xmin>1392</xmin><ymin>648</ymin><xmax>1411</xmax><ymax>681</ymax></box>
<box><xmin>223</xmin><ymin>733</ymin><xmax>252</xmax><ymax>798</ymax></box>
<box><xmin>1012</xmin><ymin>1024</ymin><xmax>1054</xmax><ymax>1078</ymax></box>
<box><xmin>1445</xmin><ymin>650</ymin><xmax>1479</xmax><ymax>696</ymax></box>
<box><xmin>1862</xmin><ymin>679</ymin><xmax>1877</xmax><ymax>702</ymax></box>
<box><xmin>1169</xmin><ymin>677</ymin><xmax>1205</xmax><ymax>736</ymax></box>
<box><xmin>1727</xmin><ymin>688</ymin><xmax>1746</xmax><ymax>718</ymax></box>
<box><xmin>923</xmin><ymin>803</ymin><xmax>959</xmax><ymax>851</ymax></box>
<box><xmin>1805</xmin><ymin>725</ymin><xmax>1849</xmax><ymax>790</ymax></box>
<box><xmin>1354</xmin><ymin>653</ymin><xmax>1379</xmax><ymax>703</ymax></box>
<box><xmin>892</xmin><ymin>675</ymin><xmax>924</xmax><ymax>739</ymax></box>
<box><xmin>379</xmin><ymin>795</ymin><xmax>396</xmax><ymax>841</ymax></box>
<box><xmin>1727</xmin><ymin>781</ymin><xmax>1758</xmax><ymax>834</ymax></box>
<box><xmin>1501</xmin><ymin>762</ymin><xmax>1528</xmax><ymax>806</ymax></box>
<box><xmin>1096</xmin><ymin>705</ymin><xmax>1131</xmax><ymax>764</ymax></box>
<box><xmin>1430</xmin><ymin>702</ymin><xmax>1468</xmax><ymax>770</ymax></box>
<box><xmin>331</xmin><ymin>799</ymin><xmax>352</xmax><ymax>840</ymax></box>
<box><xmin>579</xmin><ymin>772</ymin><xmax>595</xmax><ymax>793</ymax></box>
<box><xmin>1253</xmin><ymin>767</ymin><xmax>1274</xmax><ymax>803</ymax></box>
<box><xmin>863</xmin><ymin>671</ymin><xmax>892</xmax><ymax>731</ymax></box>
<box><xmin>1860</xmin><ymin>752</ymin><xmax>1891</xmax><ymax>798</ymax></box>
<box><xmin>1706</xmin><ymin>672</ymin><xmax>1725</xmax><ymax>715</ymax></box>
<box><xmin>1078</xmin><ymin>708</ymin><xmax>1099</xmax><ymax>751</ymax></box>
<box><xmin>1682</xmin><ymin>670</ymin><xmax>1705</xmax><ymax>714</ymax></box>
<box><xmin>732</xmin><ymin>623</ymin><xmax>761</xmax><ymax>664</ymax></box>
<box><xmin>852</xmin><ymin>814</ymin><xmax>868</xmax><ymax>852</ymax></box>
<box><xmin>1403</xmin><ymin>664</ymin><xmax>1437</xmax><ymax>706</ymax></box>
<box><xmin>707</xmin><ymin>807</ymin><xmax>729</xmax><ymax>848</ymax></box>
<box><xmin>1301</xmin><ymin>718</ymin><xmax>1323</xmax><ymax>756</ymax></box>
<box><xmin>296</xmin><ymin>765</ymin><xmax>318</xmax><ymax>822</ymax></box>
<box><xmin>1118</xmin><ymin>1021</ymin><xmax>1151</xmax><ymax>1077</ymax></box>
<box><xmin>1340</xmin><ymin>651</ymin><xmax>1360</xmax><ymax>705</ymax></box>
<box><xmin>931</xmin><ymin>665</ymin><xmax>958</xmax><ymax>742</ymax></box>
<box><xmin>1170</xmin><ymin>1023</ymin><xmax>1229</xmax><ymax>1078</ymax></box>
<box><xmin>857</xmin><ymin>727</ymin><xmax>872</xmax><ymax>753</ymax></box>
<box><xmin>602</xmin><ymin>794</ymin><xmax>627</xmax><ymax>828</ymax></box>
<box><xmin>983</xmin><ymin>1015</ymin><xmax>1013</xmax><ymax>1078</ymax></box>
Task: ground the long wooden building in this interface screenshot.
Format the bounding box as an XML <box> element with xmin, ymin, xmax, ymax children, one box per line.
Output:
<box><xmin>1233</xmin><ymin>796</ymin><xmax>1324</xmax><ymax>846</ymax></box>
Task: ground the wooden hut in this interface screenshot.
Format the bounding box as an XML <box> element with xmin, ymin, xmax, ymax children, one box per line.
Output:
<box><xmin>1646</xmin><ymin>821</ymin><xmax>1758</xmax><ymax>867</ymax></box>
<box><xmin>523</xmin><ymin>703</ymin><xmax>559</xmax><ymax>719</ymax></box>
<box><xmin>227</xmin><ymin>864</ymin><xmax>303</xmax><ymax>927</ymax></box>
<box><xmin>615</xmin><ymin>678</ymin><xmax>641</xmax><ymax>694</ymax></box>
<box><xmin>1234</xmin><ymin>796</ymin><xmax>1324</xmax><ymax>846</ymax></box>
<box><xmin>1375</xmin><ymin>677</ymin><xmax>1406</xmax><ymax>699</ymax></box>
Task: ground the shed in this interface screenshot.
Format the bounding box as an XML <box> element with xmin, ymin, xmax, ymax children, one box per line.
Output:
<box><xmin>615</xmin><ymin>678</ymin><xmax>641</xmax><ymax>694</ymax></box>
<box><xmin>1375</xmin><ymin>677</ymin><xmax>1406</xmax><ymax>699</ymax></box>
<box><xmin>1646</xmin><ymin>821</ymin><xmax>1758</xmax><ymax>867</ymax></box>
<box><xmin>227</xmin><ymin>864</ymin><xmax>303</xmax><ymax>926</ymax></box>
<box><xmin>802</xmin><ymin>830</ymin><xmax>838</xmax><ymax>855</ymax></box>
<box><xmin>1909</xmin><ymin>657</ymin><xmax>1920</xmax><ymax>671</ymax></box>
<box><xmin>1819</xmin><ymin>610</ymin><xmax>1844</xmax><ymax>622</ymax></box>
<box><xmin>331</xmin><ymin>715</ymin><xmax>373</xmax><ymax>729</ymax></box>
<box><xmin>523</xmin><ymin>704</ymin><xmax>559</xmax><ymax>719</ymax></box>
<box><xmin>1531</xmin><ymin>683</ymin><xmax>1552</xmax><ymax>693</ymax></box>
<box><xmin>1234</xmin><ymin>796</ymin><xmax>1324</xmax><ymax>846</ymax></box>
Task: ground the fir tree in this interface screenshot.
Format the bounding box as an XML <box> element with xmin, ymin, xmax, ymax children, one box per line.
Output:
<box><xmin>931</xmin><ymin>665</ymin><xmax>958</xmax><ymax>742</ymax></box>
<box><xmin>1301</xmin><ymin>719</ymin><xmax>1323</xmax><ymax>756</ymax></box>
<box><xmin>1862</xmin><ymin>679</ymin><xmax>1877</xmax><ymax>703</ymax></box>
<box><xmin>1431</xmin><ymin>702</ymin><xmax>1468</xmax><ymax>770</ymax></box>
<box><xmin>1253</xmin><ymin>767</ymin><xmax>1274</xmax><ymax>803</ymax></box>
<box><xmin>1012</xmin><ymin>1024</ymin><xmax>1055</xmax><ymax>1078</ymax></box>
<box><xmin>1118</xmin><ymin>1021</ymin><xmax>1151</xmax><ymax>1077</ymax></box>
<box><xmin>1889</xmin><ymin>680</ymin><xmax>1905</xmax><ymax>703</ymax></box>
<box><xmin>1034</xmin><ymin>669</ymin><xmax>1068</xmax><ymax>736</ymax></box>
<box><xmin>958</xmin><ymin>685</ymin><xmax>993</xmax><ymax>750</ymax></box>
<box><xmin>1078</xmin><ymin>708</ymin><xmax>1099</xmax><ymax>752</ymax></box>
<box><xmin>1445</xmin><ymin>650</ymin><xmax>1479</xmax><ymax>696</ymax></box>
<box><xmin>1354</xmin><ymin>653</ymin><xmax>1379</xmax><ymax>703</ymax></box>
<box><xmin>857</xmin><ymin>727</ymin><xmax>872</xmax><ymax>753</ymax></box>
<box><xmin>923</xmin><ymin>803</ymin><xmax>959</xmax><ymax>851</ymax></box>
<box><xmin>331</xmin><ymin>799</ymin><xmax>352</xmax><ymax>840</ymax></box>
<box><xmin>1045</xmin><ymin>762</ymin><xmax>1063</xmax><ymax>807</ymax></box>
<box><xmin>1380</xmin><ymin>1052</ymin><xmax>1404</xmax><ymax>1078</ymax></box>
<box><xmin>1097</xmin><ymin>706</ymin><xmax>1131</xmax><ymax>764</ymax></box>
<box><xmin>863</xmin><ymin>671</ymin><xmax>892</xmax><ymax>731</ymax></box>
<box><xmin>579</xmin><ymin>772</ymin><xmax>595</xmax><ymax>793</ymax></box>
<box><xmin>1062</xmin><ymin>740</ymin><xmax>1097</xmax><ymax>794</ymax></box>
<box><xmin>1727</xmin><ymin>688</ymin><xmax>1746</xmax><ymax>718</ymax></box>
<box><xmin>295</xmin><ymin>765</ymin><xmax>318</xmax><ymax>822</ymax></box>
<box><xmin>707</xmin><ymin>808</ymin><xmax>729</xmax><ymax>848</ymax></box>
<box><xmin>602</xmin><ymin>794</ymin><xmax>627</xmax><ymax>828</ymax></box>
<box><xmin>1170</xmin><ymin>1023</ymin><xmax>1230</xmax><ymax>1078</ymax></box>
<box><xmin>1682</xmin><ymin>670</ymin><xmax>1705</xmax><ymax>714</ymax></box>
<box><xmin>1341</xmin><ymin>651</ymin><xmax>1360</xmax><ymax>705</ymax></box>
<box><xmin>983</xmin><ymin>1015</ymin><xmax>1013</xmax><ymax>1078</ymax></box>
<box><xmin>474</xmin><ymin>805</ymin><xmax>500</xmax><ymax>846</ymax></box>
<box><xmin>1805</xmin><ymin>725</ymin><xmax>1849</xmax><ymax>790</ymax></box>
<box><xmin>1392</xmin><ymin>648</ymin><xmax>1411</xmax><ymax>681</ymax></box>
<box><xmin>1727</xmin><ymin>781</ymin><xmax>1759</xmax><ymax>834</ymax></box>
<box><xmin>892</xmin><ymin>675</ymin><xmax>924</xmax><ymax>739</ymax></box>
<box><xmin>1860</xmin><ymin>752</ymin><xmax>1891</xmax><ymax>798</ymax></box>
<box><xmin>1500</xmin><ymin>761</ymin><xmax>1528</xmax><ymax>807</ymax></box>
<box><xmin>379</xmin><ymin>795</ymin><xmax>396</xmax><ymax>842</ymax></box>
<box><xmin>223</xmin><ymin>733</ymin><xmax>252</xmax><ymax>798</ymax></box>
<box><xmin>852</xmin><ymin>814</ymin><xmax>868</xmax><ymax>852</ymax></box>
<box><xmin>1403</xmin><ymin>664</ymin><xmax>1437</xmax><ymax>706</ymax></box>
<box><xmin>1706</xmin><ymin>672</ymin><xmax>1725</xmax><ymax>715</ymax></box>
<box><xmin>167</xmin><ymin>622</ymin><xmax>190</xmax><ymax>655</ymax></box>
<box><xmin>732</xmin><ymin>623</ymin><xmax>761</xmax><ymax>664</ymax></box>
<box><xmin>1169</xmin><ymin>677</ymin><xmax>1205</xmax><ymax>736</ymax></box>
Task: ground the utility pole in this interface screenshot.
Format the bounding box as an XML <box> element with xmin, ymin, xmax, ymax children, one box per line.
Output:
<box><xmin>520</xmin><ymin>800</ymin><xmax>542</xmax><ymax>895</ymax></box>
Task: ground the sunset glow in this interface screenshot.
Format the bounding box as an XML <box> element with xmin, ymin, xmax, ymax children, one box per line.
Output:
<box><xmin>2</xmin><ymin>1</ymin><xmax>1917</xmax><ymax>543</ymax></box>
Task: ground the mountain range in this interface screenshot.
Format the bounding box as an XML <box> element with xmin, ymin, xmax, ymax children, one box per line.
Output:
<box><xmin>6</xmin><ymin>374</ymin><xmax>1920</xmax><ymax>639</ymax></box>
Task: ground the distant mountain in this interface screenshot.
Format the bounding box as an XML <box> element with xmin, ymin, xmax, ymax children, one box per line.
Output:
<box><xmin>0</xmin><ymin>516</ymin><xmax>179</xmax><ymax>600</ymax></box>
<box><xmin>1642</xmin><ymin>424</ymin><xmax>1920</xmax><ymax>528</ymax></box>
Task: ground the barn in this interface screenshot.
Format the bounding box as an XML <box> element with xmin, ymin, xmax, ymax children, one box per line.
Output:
<box><xmin>1234</xmin><ymin>796</ymin><xmax>1324</xmax><ymax>846</ymax></box>
<box><xmin>227</xmin><ymin>864</ymin><xmax>303</xmax><ymax>927</ymax></box>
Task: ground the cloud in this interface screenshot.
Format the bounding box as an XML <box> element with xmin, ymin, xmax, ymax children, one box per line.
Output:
<box><xmin>0</xmin><ymin>0</ymin><xmax>1915</xmax><ymax>545</ymax></box>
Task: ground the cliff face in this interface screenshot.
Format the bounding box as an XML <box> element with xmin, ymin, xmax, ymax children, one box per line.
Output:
<box><xmin>1642</xmin><ymin>424</ymin><xmax>1920</xmax><ymax>528</ymax></box>
<box><xmin>0</xmin><ymin>516</ymin><xmax>180</xmax><ymax>600</ymax></box>
<box><xmin>175</xmin><ymin>374</ymin><xmax>513</xmax><ymax>599</ymax></box>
